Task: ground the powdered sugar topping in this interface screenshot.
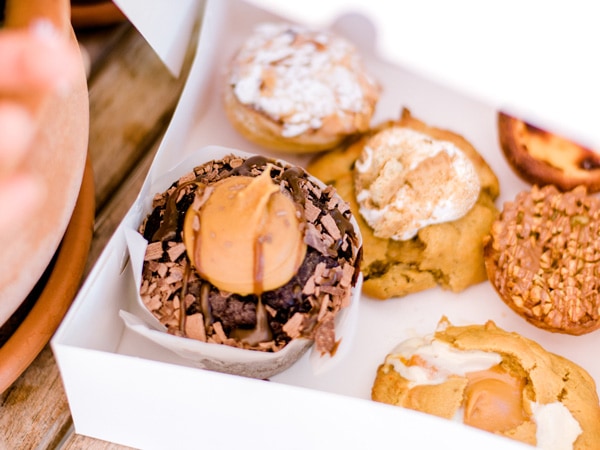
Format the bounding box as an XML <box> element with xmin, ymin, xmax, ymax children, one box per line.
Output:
<box><xmin>230</xmin><ymin>23</ymin><xmax>378</xmax><ymax>137</ymax></box>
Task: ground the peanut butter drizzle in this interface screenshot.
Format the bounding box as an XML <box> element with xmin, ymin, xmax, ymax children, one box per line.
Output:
<box><xmin>463</xmin><ymin>364</ymin><xmax>527</xmax><ymax>433</ymax></box>
<box><xmin>178</xmin><ymin>261</ymin><xmax>191</xmax><ymax>334</ymax></box>
<box><xmin>230</xmin><ymin>235</ymin><xmax>272</xmax><ymax>346</ymax></box>
<box><xmin>182</xmin><ymin>166</ymin><xmax>307</xmax><ymax>346</ymax></box>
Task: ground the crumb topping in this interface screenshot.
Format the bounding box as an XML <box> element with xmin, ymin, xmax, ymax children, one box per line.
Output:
<box><xmin>354</xmin><ymin>126</ymin><xmax>480</xmax><ymax>240</ymax></box>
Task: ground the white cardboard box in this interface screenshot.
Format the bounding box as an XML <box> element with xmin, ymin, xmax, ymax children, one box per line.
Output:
<box><xmin>52</xmin><ymin>1</ymin><xmax>599</xmax><ymax>448</ymax></box>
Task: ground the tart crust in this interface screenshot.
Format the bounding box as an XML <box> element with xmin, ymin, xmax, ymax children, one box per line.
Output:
<box><xmin>498</xmin><ymin>112</ymin><xmax>600</xmax><ymax>192</ymax></box>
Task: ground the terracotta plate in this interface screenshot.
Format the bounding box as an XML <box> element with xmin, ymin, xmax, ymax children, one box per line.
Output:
<box><xmin>0</xmin><ymin>159</ymin><xmax>94</xmax><ymax>393</ymax></box>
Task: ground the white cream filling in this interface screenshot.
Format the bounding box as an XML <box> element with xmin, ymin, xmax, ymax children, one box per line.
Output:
<box><xmin>386</xmin><ymin>336</ymin><xmax>501</xmax><ymax>387</ymax></box>
<box><xmin>354</xmin><ymin>127</ymin><xmax>480</xmax><ymax>240</ymax></box>
<box><xmin>531</xmin><ymin>402</ymin><xmax>582</xmax><ymax>450</ymax></box>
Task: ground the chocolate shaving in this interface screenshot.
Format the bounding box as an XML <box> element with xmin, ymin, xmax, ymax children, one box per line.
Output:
<box><xmin>313</xmin><ymin>315</ymin><xmax>337</xmax><ymax>355</ymax></box>
<box><xmin>282</xmin><ymin>312</ymin><xmax>305</xmax><ymax>339</ymax></box>
<box><xmin>167</xmin><ymin>242</ymin><xmax>186</xmax><ymax>262</ymax></box>
<box><xmin>144</xmin><ymin>242</ymin><xmax>163</xmax><ymax>261</ymax></box>
<box><xmin>303</xmin><ymin>199</ymin><xmax>322</xmax><ymax>223</ymax></box>
<box><xmin>321</xmin><ymin>213</ymin><xmax>342</xmax><ymax>241</ymax></box>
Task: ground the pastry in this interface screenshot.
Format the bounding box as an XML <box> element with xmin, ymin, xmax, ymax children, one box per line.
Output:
<box><xmin>498</xmin><ymin>112</ymin><xmax>600</xmax><ymax>192</ymax></box>
<box><xmin>224</xmin><ymin>22</ymin><xmax>379</xmax><ymax>153</ymax></box>
<box><xmin>484</xmin><ymin>184</ymin><xmax>600</xmax><ymax>335</ymax></box>
<box><xmin>137</xmin><ymin>154</ymin><xmax>361</xmax><ymax>356</ymax></box>
<box><xmin>308</xmin><ymin>109</ymin><xmax>499</xmax><ymax>299</ymax></box>
<box><xmin>372</xmin><ymin>318</ymin><xmax>600</xmax><ymax>449</ymax></box>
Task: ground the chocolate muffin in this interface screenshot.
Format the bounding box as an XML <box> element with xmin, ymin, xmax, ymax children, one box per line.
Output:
<box><xmin>138</xmin><ymin>154</ymin><xmax>361</xmax><ymax>355</ymax></box>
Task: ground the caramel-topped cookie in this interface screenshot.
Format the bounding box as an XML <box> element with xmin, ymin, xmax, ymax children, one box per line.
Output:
<box><xmin>372</xmin><ymin>318</ymin><xmax>600</xmax><ymax>449</ymax></box>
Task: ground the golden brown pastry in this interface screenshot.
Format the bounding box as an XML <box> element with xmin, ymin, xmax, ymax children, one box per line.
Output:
<box><xmin>308</xmin><ymin>109</ymin><xmax>499</xmax><ymax>299</ymax></box>
<box><xmin>484</xmin><ymin>184</ymin><xmax>600</xmax><ymax>335</ymax></box>
<box><xmin>224</xmin><ymin>22</ymin><xmax>379</xmax><ymax>153</ymax></box>
<box><xmin>372</xmin><ymin>318</ymin><xmax>600</xmax><ymax>449</ymax></box>
<box><xmin>138</xmin><ymin>154</ymin><xmax>361</xmax><ymax>355</ymax></box>
<box><xmin>498</xmin><ymin>112</ymin><xmax>600</xmax><ymax>192</ymax></box>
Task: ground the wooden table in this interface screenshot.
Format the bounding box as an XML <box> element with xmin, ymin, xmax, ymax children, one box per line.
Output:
<box><xmin>0</xmin><ymin>20</ymin><xmax>194</xmax><ymax>449</ymax></box>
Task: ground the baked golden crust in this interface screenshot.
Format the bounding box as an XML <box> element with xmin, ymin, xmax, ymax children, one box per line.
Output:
<box><xmin>223</xmin><ymin>23</ymin><xmax>379</xmax><ymax>153</ymax></box>
<box><xmin>307</xmin><ymin>109</ymin><xmax>499</xmax><ymax>299</ymax></box>
<box><xmin>498</xmin><ymin>112</ymin><xmax>600</xmax><ymax>192</ymax></box>
<box><xmin>372</xmin><ymin>319</ymin><xmax>600</xmax><ymax>449</ymax></box>
<box><xmin>484</xmin><ymin>184</ymin><xmax>600</xmax><ymax>335</ymax></box>
<box><xmin>223</xmin><ymin>86</ymin><xmax>365</xmax><ymax>153</ymax></box>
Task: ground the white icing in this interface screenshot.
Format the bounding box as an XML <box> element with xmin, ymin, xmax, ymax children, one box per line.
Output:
<box><xmin>230</xmin><ymin>23</ymin><xmax>376</xmax><ymax>137</ymax></box>
<box><xmin>387</xmin><ymin>336</ymin><xmax>501</xmax><ymax>387</ymax></box>
<box><xmin>354</xmin><ymin>127</ymin><xmax>480</xmax><ymax>240</ymax></box>
<box><xmin>531</xmin><ymin>402</ymin><xmax>582</xmax><ymax>450</ymax></box>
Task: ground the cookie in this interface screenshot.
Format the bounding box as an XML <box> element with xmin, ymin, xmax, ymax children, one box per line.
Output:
<box><xmin>307</xmin><ymin>109</ymin><xmax>499</xmax><ymax>299</ymax></box>
<box><xmin>484</xmin><ymin>184</ymin><xmax>600</xmax><ymax>335</ymax></box>
<box><xmin>372</xmin><ymin>318</ymin><xmax>600</xmax><ymax>449</ymax></box>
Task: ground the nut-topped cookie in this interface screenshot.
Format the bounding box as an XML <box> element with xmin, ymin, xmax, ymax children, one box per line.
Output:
<box><xmin>484</xmin><ymin>184</ymin><xmax>600</xmax><ymax>335</ymax></box>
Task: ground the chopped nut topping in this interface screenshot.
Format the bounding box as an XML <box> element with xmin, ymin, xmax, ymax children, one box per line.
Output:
<box><xmin>485</xmin><ymin>185</ymin><xmax>600</xmax><ymax>334</ymax></box>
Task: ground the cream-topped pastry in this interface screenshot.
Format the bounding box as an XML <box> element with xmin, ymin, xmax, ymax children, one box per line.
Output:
<box><xmin>372</xmin><ymin>318</ymin><xmax>600</xmax><ymax>449</ymax></box>
<box><xmin>224</xmin><ymin>22</ymin><xmax>379</xmax><ymax>153</ymax></box>
<box><xmin>354</xmin><ymin>127</ymin><xmax>480</xmax><ymax>240</ymax></box>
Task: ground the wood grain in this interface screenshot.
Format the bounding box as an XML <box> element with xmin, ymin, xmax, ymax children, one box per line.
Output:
<box><xmin>87</xmin><ymin>24</ymin><xmax>185</xmax><ymax>212</ymax></box>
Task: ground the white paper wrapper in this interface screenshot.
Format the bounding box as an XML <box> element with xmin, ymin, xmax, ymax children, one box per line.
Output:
<box><xmin>120</xmin><ymin>145</ymin><xmax>362</xmax><ymax>379</ymax></box>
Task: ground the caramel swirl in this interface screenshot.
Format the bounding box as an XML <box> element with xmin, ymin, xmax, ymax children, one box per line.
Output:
<box><xmin>463</xmin><ymin>364</ymin><xmax>527</xmax><ymax>433</ymax></box>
